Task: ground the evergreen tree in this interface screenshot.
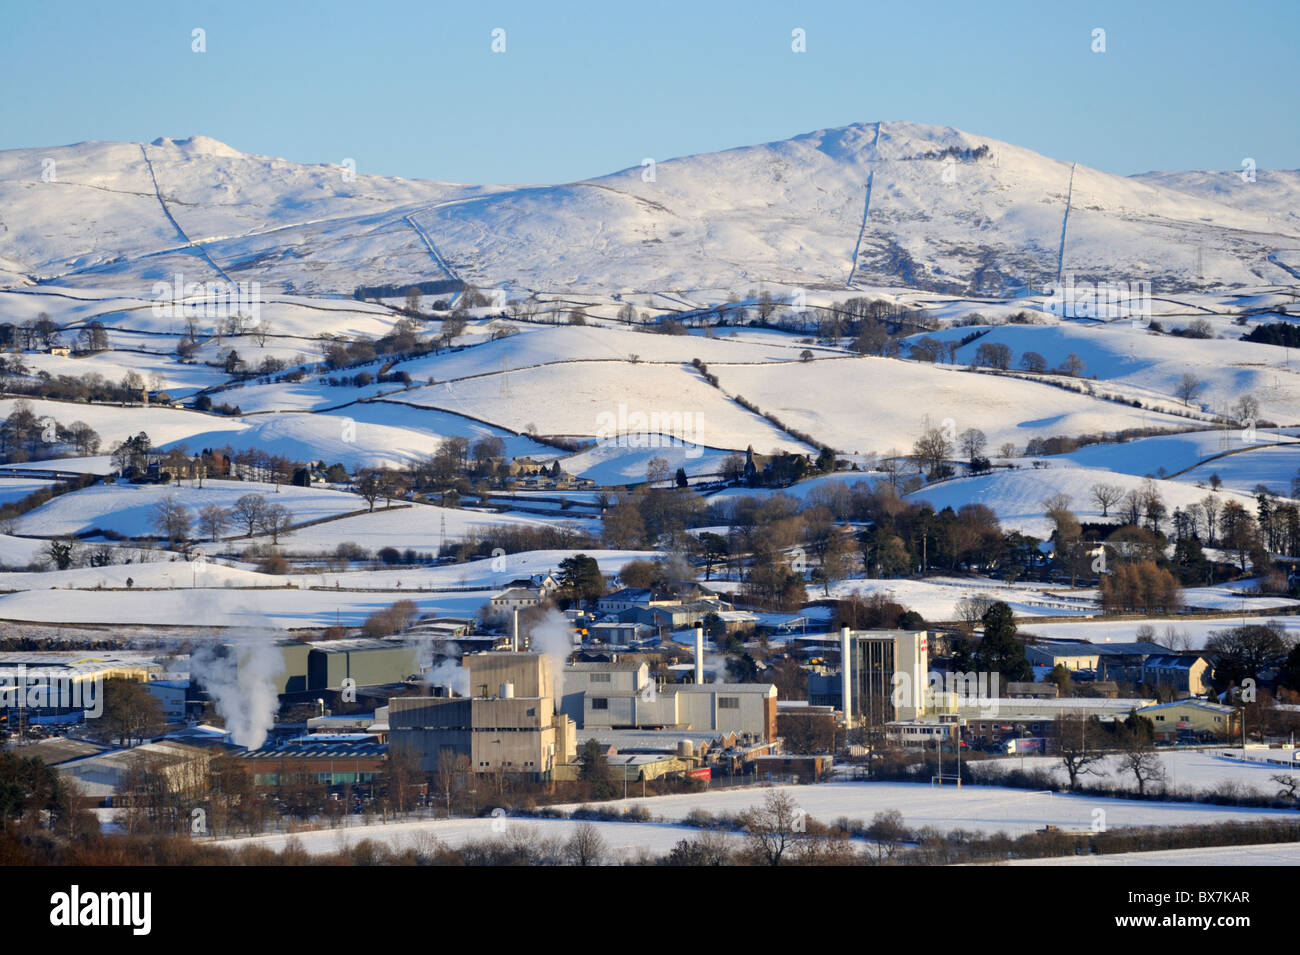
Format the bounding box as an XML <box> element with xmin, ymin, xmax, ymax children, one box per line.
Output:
<box><xmin>558</xmin><ymin>553</ymin><xmax>604</xmax><ymax>606</ymax></box>
<box><xmin>974</xmin><ymin>601</ymin><xmax>1031</xmax><ymax>681</ymax></box>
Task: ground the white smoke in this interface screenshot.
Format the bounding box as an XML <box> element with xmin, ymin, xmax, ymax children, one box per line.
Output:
<box><xmin>703</xmin><ymin>646</ymin><xmax>728</xmax><ymax>684</ymax></box>
<box><xmin>190</xmin><ymin>634</ymin><xmax>284</xmax><ymax>750</ymax></box>
<box><xmin>418</xmin><ymin>639</ymin><xmax>469</xmax><ymax>696</ymax></box>
<box><xmin>527</xmin><ymin>608</ymin><xmax>574</xmax><ymax>697</ymax></box>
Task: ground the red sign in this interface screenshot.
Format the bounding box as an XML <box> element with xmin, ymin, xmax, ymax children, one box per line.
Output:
<box><xmin>687</xmin><ymin>768</ymin><xmax>712</xmax><ymax>780</ymax></box>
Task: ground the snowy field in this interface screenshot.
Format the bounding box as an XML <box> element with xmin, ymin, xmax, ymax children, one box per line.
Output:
<box><xmin>1006</xmin><ymin>842</ymin><xmax>1300</xmax><ymax>866</ymax></box>
<box><xmin>207</xmin><ymin>779</ymin><xmax>1300</xmax><ymax>860</ymax></box>
<box><xmin>0</xmin><ymin>477</ymin><xmax>57</xmax><ymax>507</ymax></box>
<box><xmin>210</xmin><ymin>815</ymin><xmax>735</xmax><ymax>861</ymax></box>
<box><xmin>907</xmin><ymin>321</ymin><xmax>1300</xmax><ymax>426</ymax></box>
<box><xmin>907</xmin><ymin>467</ymin><xmax>1261</xmax><ymax>539</ymax></box>
<box><xmin>0</xmin><ymin>585</ymin><xmax>494</xmax><ymax>629</ymax></box>
<box><xmin>978</xmin><ymin>750</ymin><xmax>1300</xmax><ymax>794</ymax></box>
<box><xmin>826</xmin><ymin>576</ymin><xmax>1095</xmax><ymax>620</ymax></box>
<box><xmin>245</xmin><ymin>500</ymin><xmax>565</xmax><ymax>554</ymax></box>
<box><xmin>712</xmin><ymin>356</ymin><xmax>1196</xmax><ymax>459</ymax></box>
<box><xmin>11</xmin><ymin>480</ymin><xmax>366</xmax><ymax>538</ymax></box>
<box><xmin>554</xmin><ymin>781</ymin><xmax>1300</xmax><ymax>837</ymax></box>
<box><xmin>1022</xmin><ymin>616</ymin><xmax>1300</xmax><ymax>649</ymax></box>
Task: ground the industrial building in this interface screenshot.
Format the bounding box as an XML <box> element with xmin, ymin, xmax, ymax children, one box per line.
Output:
<box><xmin>145</xmin><ymin>680</ymin><xmax>189</xmax><ymax>723</ymax></box>
<box><xmin>388</xmin><ymin>652</ymin><xmax>576</xmax><ymax>781</ymax></box>
<box><xmin>586</xmin><ymin>621</ymin><xmax>653</xmax><ymax>646</ymax></box>
<box><xmin>561</xmin><ymin>657</ymin><xmax>778</xmax><ymax>740</ymax></box>
<box><xmin>1024</xmin><ymin>640</ymin><xmax>1177</xmax><ymax>685</ymax></box>
<box><xmin>260</xmin><ymin>637</ymin><xmax>419</xmax><ymax>695</ymax></box>
<box><xmin>58</xmin><ymin>740</ymin><xmax>211</xmax><ymax>804</ymax></box>
<box><xmin>1137</xmin><ymin>655</ymin><xmax>1213</xmax><ymax>696</ymax></box>
<box><xmin>0</xmin><ymin>650</ymin><xmax>162</xmax><ymax>686</ymax></box>
<box><xmin>1137</xmin><ymin>699</ymin><xmax>1238</xmax><ymax>742</ymax></box>
<box><xmin>307</xmin><ymin>639</ymin><xmax>420</xmax><ymax>690</ymax></box>
<box><xmin>808</xmin><ymin>629</ymin><xmax>930</xmax><ymax>725</ymax></box>
<box><xmin>239</xmin><ymin>739</ymin><xmax>387</xmax><ymax>787</ymax></box>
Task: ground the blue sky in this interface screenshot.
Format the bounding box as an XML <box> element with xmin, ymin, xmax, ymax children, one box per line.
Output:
<box><xmin>2</xmin><ymin>0</ymin><xmax>1296</xmax><ymax>184</ymax></box>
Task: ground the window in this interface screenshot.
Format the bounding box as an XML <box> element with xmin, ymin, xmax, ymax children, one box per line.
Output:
<box><xmin>591</xmin><ymin>697</ymin><xmax>608</xmax><ymax>710</ymax></box>
<box><xmin>719</xmin><ymin>697</ymin><xmax>740</xmax><ymax>709</ymax></box>
<box><xmin>591</xmin><ymin>673</ymin><xmax>611</xmax><ymax>683</ymax></box>
<box><xmin>1155</xmin><ymin>715</ymin><xmax>1165</xmax><ymax>721</ymax></box>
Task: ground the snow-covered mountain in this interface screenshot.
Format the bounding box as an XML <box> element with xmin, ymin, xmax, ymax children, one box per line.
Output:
<box><xmin>2</xmin><ymin>122</ymin><xmax>1298</xmax><ymax>298</ymax></box>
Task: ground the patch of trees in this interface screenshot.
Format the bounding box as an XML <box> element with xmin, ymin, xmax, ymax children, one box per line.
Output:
<box><xmin>0</xmin><ymin>402</ymin><xmax>101</xmax><ymax>463</ymax></box>
<box><xmin>1097</xmin><ymin>559</ymin><xmax>1182</xmax><ymax>613</ymax></box>
<box><xmin>601</xmin><ymin>485</ymin><xmax>705</xmax><ymax>551</ymax></box>
<box><xmin>353</xmin><ymin>279</ymin><xmax>465</xmax><ymax>302</ymax></box>
<box><xmin>912</xmin><ymin>143</ymin><xmax>992</xmax><ymax>162</ymax></box>
<box><xmin>1204</xmin><ymin>622</ymin><xmax>1290</xmax><ymax>690</ymax></box>
<box><xmin>0</xmin><ymin>367</ymin><xmax>158</xmax><ymax>404</ymax></box>
<box><xmin>1243</xmin><ymin>321</ymin><xmax>1300</xmax><ymax>348</ymax></box>
<box><xmin>830</xmin><ymin>592</ymin><xmax>925</xmax><ymax>631</ymax></box>
<box><xmin>1024</xmin><ymin>424</ymin><xmax>1195</xmax><ymax>458</ymax></box>
<box><xmin>360</xmin><ymin>599</ymin><xmax>419</xmax><ymax>638</ymax></box>
<box><xmin>973</xmin><ymin>341</ymin><xmax>1013</xmax><ymax>370</ymax></box>
<box><xmin>447</xmin><ymin>524</ymin><xmax>598</xmax><ymax>562</ymax></box>
<box><xmin>1168</xmin><ymin>318</ymin><xmax>1214</xmax><ymax>339</ymax></box>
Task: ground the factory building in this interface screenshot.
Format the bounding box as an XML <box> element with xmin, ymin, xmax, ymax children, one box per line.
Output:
<box><xmin>58</xmin><ymin>741</ymin><xmax>211</xmax><ymax>805</ymax></box>
<box><xmin>387</xmin><ymin>652</ymin><xmax>576</xmax><ymax>781</ymax></box>
<box><xmin>808</xmin><ymin>629</ymin><xmax>929</xmax><ymax>725</ymax></box>
<box><xmin>239</xmin><ymin>740</ymin><xmax>387</xmax><ymax>787</ymax></box>
<box><xmin>253</xmin><ymin>637</ymin><xmax>420</xmax><ymax>696</ymax></box>
<box><xmin>306</xmin><ymin>639</ymin><xmax>420</xmax><ymax>690</ymax></box>
<box><xmin>562</xmin><ymin>660</ymin><xmax>778</xmax><ymax>740</ymax></box>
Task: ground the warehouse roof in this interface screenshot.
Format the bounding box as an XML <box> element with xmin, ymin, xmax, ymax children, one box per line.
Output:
<box><xmin>307</xmin><ymin>638</ymin><xmax>405</xmax><ymax>653</ymax></box>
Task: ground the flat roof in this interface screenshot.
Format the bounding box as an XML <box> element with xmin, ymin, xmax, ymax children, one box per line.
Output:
<box><xmin>307</xmin><ymin>638</ymin><xmax>405</xmax><ymax>653</ymax></box>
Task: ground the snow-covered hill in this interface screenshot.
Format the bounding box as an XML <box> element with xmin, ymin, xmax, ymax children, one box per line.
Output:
<box><xmin>4</xmin><ymin>122</ymin><xmax>1298</xmax><ymax>297</ymax></box>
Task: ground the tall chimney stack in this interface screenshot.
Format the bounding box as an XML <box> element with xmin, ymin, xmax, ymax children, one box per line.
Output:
<box><xmin>841</xmin><ymin>626</ymin><xmax>853</xmax><ymax>731</ymax></box>
<box><xmin>694</xmin><ymin>624</ymin><xmax>704</xmax><ymax>684</ymax></box>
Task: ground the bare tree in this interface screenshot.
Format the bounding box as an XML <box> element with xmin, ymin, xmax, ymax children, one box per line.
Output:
<box><xmin>1061</xmin><ymin>352</ymin><xmax>1085</xmax><ymax>377</ymax></box>
<box><xmin>563</xmin><ymin>821</ymin><xmax>608</xmax><ymax>866</ymax></box>
<box><xmin>958</xmin><ymin>428</ymin><xmax>987</xmax><ymax>464</ymax></box>
<box><xmin>1117</xmin><ymin>729</ymin><xmax>1167</xmax><ymax>795</ymax></box>
<box><xmin>255</xmin><ymin>502</ymin><xmax>295</xmax><ymax>544</ymax></box>
<box><xmin>866</xmin><ymin>809</ymin><xmax>909</xmax><ymax>863</ymax></box>
<box><xmin>230</xmin><ymin>493</ymin><xmax>268</xmax><ymax>537</ymax></box>
<box><xmin>645</xmin><ymin>456</ymin><xmax>671</xmax><ymax>486</ymax></box>
<box><xmin>152</xmin><ymin>495</ymin><xmax>192</xmax><ymax>545</ymax></box>
<box><xmin>954</xmin><ymin>594</ymin><xmax>994</xmax><ymax>633</ymax></box>
<box><xmin>1090</xmin><ymin>483</ymin><xmax>1124</xmax><ymax>518</ymax></box>
<box><xmin>1231</xmin><ymin>393</ymin><xmax>1259</xmax><ymax>426</ymax></box>
<box><xmin>878</xmin><ymin>450</ymin><xmax>907</xmax><ymax>488</ymax></box>
<box><xmin>354</xmin><ymin>469</ymin><xmax>385</xmax><ymax>512</ymax></box>
<box><xmin>911</xmin><ymin>427</ymin><xmax>952</xmax><ymax>479</ymax></box>
<box><xmin>1174</xmin><ymin>373</ymin><xmax>1204</xmax><ymax>407</ymax></box>
<box><xmin>196</xmin><ymin>504</ymin><xmax>230</xmax><ymax>542</ymax></box>
<box><xmin>1056</xmin><ymin>712</ymin><xmax>1107</xmax><ymax>789</ymax></box>
<box><xmin>1020</xmin><ymin>351</ymin><xmax>1047</xmax><ymax>373</ymax></box>
<box><xmin>738</xmin><ymin>789</ymin><xmax>807</xmax><ymax>866</ymax></box>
